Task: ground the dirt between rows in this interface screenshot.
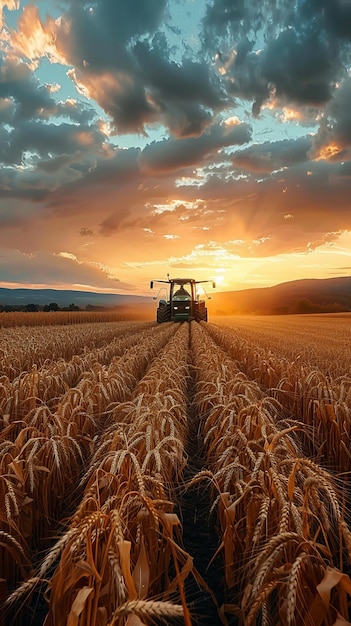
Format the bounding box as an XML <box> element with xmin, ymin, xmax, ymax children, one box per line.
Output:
<box><xmin>178</xmin><ymin>361</ymin><xmax>236</xmax><ymax>626</ymax></box>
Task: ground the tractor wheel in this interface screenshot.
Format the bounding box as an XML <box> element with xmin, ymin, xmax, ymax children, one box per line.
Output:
<box><xmin>157</xmin><ymin>303</ymin><xmax>171</xmax><ymax>323</ymax></box>
<box><xmin>194</xmin><ymin>305</ymin><xmax>208</xmax><ymax>322</ymax></box>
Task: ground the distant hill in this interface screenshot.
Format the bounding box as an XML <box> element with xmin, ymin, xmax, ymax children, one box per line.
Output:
<box><xmin>208</xmin><ymin>276</ymin><xmax>351</xmax><ymax>315</ymax></box>
<box><xmin>1</xmin><ymin>276</ymin><xmax>351</xmax><ymax>316</ymax></box>
<box><xmin>0</xmin><ymin>287</ymin><xmax>153</xmax><ymax>310</ymax></box>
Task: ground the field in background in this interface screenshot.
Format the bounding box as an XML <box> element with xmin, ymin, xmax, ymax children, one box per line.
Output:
<box><xmin>212</xmin><ymin>312</ymin><xmax>351</xmax><ymax>377</ymax></box>
<box><xmin>0</xmin><ymin>307</ymin><xmax>153</xmax><ymax>327</ymax></box>
<box><xmin>1</xmin><ymin>313</ymin><xmax>351</xmax><ymax>625</ymax></box>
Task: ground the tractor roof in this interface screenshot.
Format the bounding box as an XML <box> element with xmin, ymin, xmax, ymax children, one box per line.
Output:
<box><xmin>171</xmin><ymin>278</ymin><xmax>196</xmax><ymax>284</ymax></box>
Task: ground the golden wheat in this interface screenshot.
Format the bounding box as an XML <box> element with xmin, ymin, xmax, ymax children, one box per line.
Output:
<box><xmin>3</xmin><ymin>313</ymin><xmax>351</xmax><ymax>625</ymax></box>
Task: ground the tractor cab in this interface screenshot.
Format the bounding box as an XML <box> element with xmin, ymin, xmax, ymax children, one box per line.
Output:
<box><xmin>150</xmin><ymin>276</ymin><xmax>215</xmax><ymax>323</ymax></box>
<box><xmin>171</xmin><ymin>280</ymin><xmax>193</xmax><ymax>322</ymax></box>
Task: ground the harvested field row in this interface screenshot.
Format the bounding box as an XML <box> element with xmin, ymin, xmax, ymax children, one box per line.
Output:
<box><xmin>1</xmin><ymin>316</ymin><xmax>351</xmax><ymax>626</ymax></box>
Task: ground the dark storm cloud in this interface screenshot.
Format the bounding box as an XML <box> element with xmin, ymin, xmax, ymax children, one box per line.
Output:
<box><xmin>0</xmin><ymin>96</ymin><xmax>15</xmax><ymax>124</ymax></box>
<box><xmin>0</xmin><ymin>58</ymin><xmax>106</xmax><ymax>173</ymax></box>
<box><xmin>232</xmin><ymin>136</ymin><xmax>312</xmax><ymax>173</ymax></box>
<box><xmin>230</xmin><ymin>30</ymin><xmax>338</xmax><ymax>115</ymax></box>
<box><xmin>0</xmin><ymin>133</ymin><xmax>119</xmax><ymax>204</ymax></box>
<box><xmin>261</xmin><ymin>29</ymin><xmax>336</xmax><ymax>106</ymax></box>
<box><xmin>79</xmin><ymin>147</ymin><xmax>141</xmax><ymax>186</ymax></box>
<box><xmin>314</xmin><ymin>1</ymin><xmax>351</xmax><ymax>39</ymax></box>
<box><xmin>139</xmin><ymin>121</ymin><xmax>252</xmax><ymax>173</ymax></box>
<box><xmin>203</xmin><ymin>0</ymin><xmax>351</xmax><ymax>44</ymax></box>
<box><xmin>50</xmin><ymin>0</ymin><xmax>351</xmax><ymax>137</ymax></box>
<box><xmin>0</xmin><ymin>119</ymin><xmax>106</xmax><ymax>165</ymax></box>
<box><xmin>202</xmin><ymin>0</ymin><xmax>351</xmax><ymax>115</ymax></box>
<box><xmin>63</xmin><ymin>0</ymin><xmax>167</xmax><ymax>62</ymax></box>
<box><xmin>0</xmin><ymin>58</ymin><xmax>96</xmax><ymax>126</ymax></box>
<box><xmin>51</xmin><ymin>1</ymin><xmax>226</xmax><ymax>136</ymax></box>
<box><xmin>52</xmin><ymin>0</ymin><xmax>167</xmax><ymax>133</ymax></box>
<box><xmin>0</xmin><ymin>59</ymin><xmax>57</xmax><ymax>121</ymax></box>
<box><xmin>309</xmin><ymin>77</ymin><xmax>351</xmax><ymax>159</ymax></box>
<box><xmin>133</xmin><ymin>36</ymin><xmax>226</xmax><ymax>137</ymax></box>
<box><xmin>326</xmin><ymin>78</ymin><xmax>351</xmax><ymax>142</ymax></box>
<box><xmin>56</xmin><ymin>100</ymin><xmax>97</xmax><ymax>125</ymax></box>
<box><xmin>0</xmin><ymin>58</ymin><xmax>98</xmax><ymax>140</ymax></box>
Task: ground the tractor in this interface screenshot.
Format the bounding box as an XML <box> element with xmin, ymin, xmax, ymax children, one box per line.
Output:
<box><xmin>150</xmin><ymin>276</ymin><xmax>216</xmax><ymax>323</ymax></box>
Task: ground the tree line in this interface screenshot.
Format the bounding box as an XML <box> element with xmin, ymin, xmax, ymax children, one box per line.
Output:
<box><xmin>0</xmin><ymin>303</ymin><xmax>82</xmax><ymax>313</ymax></box>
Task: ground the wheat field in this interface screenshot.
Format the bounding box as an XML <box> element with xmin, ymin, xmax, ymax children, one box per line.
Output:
<box><xmin>1</xmin><ymin>312</ymin><xmax>351</xmax><ymax>625</ymax></box>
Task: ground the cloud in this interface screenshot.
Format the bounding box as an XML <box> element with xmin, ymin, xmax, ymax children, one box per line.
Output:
<box><xmin>6</xmin><ymin>1</ymin><xmax>228</xmax><ymax>137</ymax></box>
<box><xmin>165</xmin><ymin>156</ymin><xmax>351</xmax><ymax>256</ymax></box>
<box><xmin>203</xmin><ymin>0</ymin><xmax>351</xmax><ymax>44</ymax></box>
<box><xmin>0</xmin><ymin>58</ymin><xmax>96</xmax><ymax>127</ymax></box>
<box><xmin>139</xmin><ymin>120</ymin><xmax>252</xmax><ymax>173</ymax></box>
<box><xmin>133</xmin><ymin>37</ymin><xmax>226</xmax><ymax>137</ymax></box>
<box><xmin>51</xmin><ymin>1</ymin><xmax>175</xmax><ymax>134</ymax></box>
<box><xmin>0</xmin><ymin>58</ymin><xmax>57</xmax><ymax>121</ymax></box>
<box><xmin>0</xmin><ymin>248</ymin><xmax>132</xmax><ymax>290</ymax></box>
<box><xmin>61</xmin><ymin>0</ymin><xmax>167</xmax><ymax>60</ymax></box>
<box><xmin>99</xmin><ymin>208</ymin><xmax>132</xmax><ymax>237</ymax></box>
<box><xmin>79</xmin><ymin>227</ymin><xmax>94</xmax><ymax>237</ymax></box>
<box><xmin>309</xmin><ymin>77</ymin><xmax>351</xmax><ymax>160</ymax></box>
<box><xmin>202</xmin><ymin>0</ymin><xmax>349</xmax><ymax>115</ymax></box>
<box><xmin>0</xmin><ymin>198</ymin><xmax>40</xmax><ymax>229</ymax></box>
<box><xmin>261</xmin><ymin>29</ymin><xmax>337</xmax><ymax>107</ymax></box>
<box><xmin>0</xmin><ymin>58</ymin><xmax>108</xmax><ymax>185</ymax></box>
<box><xmin>7</xmin><ymin>3</ymin><xmax>68</xmax><ymax>67</ymax></box>
<box><xmin>231</xmin><ymin>136</ymin><xmax>312</xmax><ymax>173</ymax></box>
<box><xmin>3</xmin><ymin>119</ymin><xmax>105</xmax><ymax>163</ymax></box>
<box><xmin>319</xmin><ymin>1</ymin><xmax>351</xmax><ymax>39</ymax></box>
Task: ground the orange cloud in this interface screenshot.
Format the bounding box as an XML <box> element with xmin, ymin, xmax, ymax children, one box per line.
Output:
<box><xmin>314</xmin><ymin>142</ymin><xmax>343</xmax><ymax>161</ymax></box>
<box><xmin>8</xmin><ymin>4</ymin><xmax>66</xmax><ymax>67</ymax></box>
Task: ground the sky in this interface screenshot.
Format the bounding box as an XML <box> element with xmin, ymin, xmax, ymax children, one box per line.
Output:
<box><xmin>1</xmin><ymin>0</ymin><xmax>351</xmax><ymax>296</ymax></box>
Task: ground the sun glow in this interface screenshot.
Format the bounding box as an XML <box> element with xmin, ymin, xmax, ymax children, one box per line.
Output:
<box><xmin>215</xmin><ymin>274</ymin><xmax>225</xmax><ymax>285</ymax></box>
